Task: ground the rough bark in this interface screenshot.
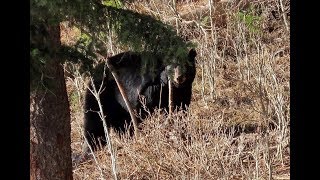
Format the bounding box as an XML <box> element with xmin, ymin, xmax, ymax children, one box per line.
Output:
<box><xmin>30</xmin><ymin>24</ymin><xmax>73</xmax><ymax>180</ymax></box>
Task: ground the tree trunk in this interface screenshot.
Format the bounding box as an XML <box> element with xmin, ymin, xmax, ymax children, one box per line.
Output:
<box><xmin>30</xmin><ymin>24</ymin><xmax>73</xmax><ymax>180</ymax></box>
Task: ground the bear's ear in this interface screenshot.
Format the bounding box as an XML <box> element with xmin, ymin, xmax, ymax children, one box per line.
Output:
<box><xmin>188</xmin><ymin>49</ymin><xmax>197</xmax><ymax>63</ymax></box>
<box><xmin>188</xmin><ymin>48</ymin><xmax>197</xmax><ymax>61</ymax></box>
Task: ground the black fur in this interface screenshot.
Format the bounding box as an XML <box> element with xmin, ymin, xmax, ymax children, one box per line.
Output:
<box><xmin>83</xmin><ymin>49</ymin><xmax>197</xmax><ymax>151</ymax></box>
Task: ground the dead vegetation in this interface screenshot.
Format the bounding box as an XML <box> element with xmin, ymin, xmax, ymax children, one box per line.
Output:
<box><xmin>62</xmin><ymin>0</ymin><xmax>290</xmax><ymax>179</ymax></box>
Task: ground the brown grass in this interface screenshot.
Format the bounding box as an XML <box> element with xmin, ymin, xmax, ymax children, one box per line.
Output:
<box><xmin>63</xmin><ymin>0</ymin><xmax>290</xmax><ymax>179</ymax></box>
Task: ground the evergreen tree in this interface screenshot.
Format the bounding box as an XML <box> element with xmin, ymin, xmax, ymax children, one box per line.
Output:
<box><xmin>30</xmin><ymin>0</ymin><xmax>194</xmax><ymax>179</ymax></box>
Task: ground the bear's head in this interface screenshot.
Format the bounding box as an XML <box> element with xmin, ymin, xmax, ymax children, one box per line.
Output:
<box><xmin>165</xmin><ymin>49</ymin><xmax>197</xmax><ymax>88</ymax></box>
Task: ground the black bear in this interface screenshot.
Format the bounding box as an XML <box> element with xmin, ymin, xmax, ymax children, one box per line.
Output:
<box><xmin>83</xmin><ymin>49</ymin><xmax>197</xmax><ymax>152</ymax></box>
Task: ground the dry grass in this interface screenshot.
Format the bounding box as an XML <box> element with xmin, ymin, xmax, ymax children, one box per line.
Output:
<box><xmin>63</xmin><ymin>0</ymin><xmax>290</xmax><ymax>179</ymax></box>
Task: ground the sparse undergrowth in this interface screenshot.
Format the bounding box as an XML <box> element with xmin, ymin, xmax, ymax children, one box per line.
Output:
<box><xmin>63</xmin><ymin>0</ymin><xmax>290</xmax><ymax>179</ymax></box>
<box><xmin>71</xmin><ymin>110</ymin><xmax>289</xmax><ymax>179</ymax></box>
